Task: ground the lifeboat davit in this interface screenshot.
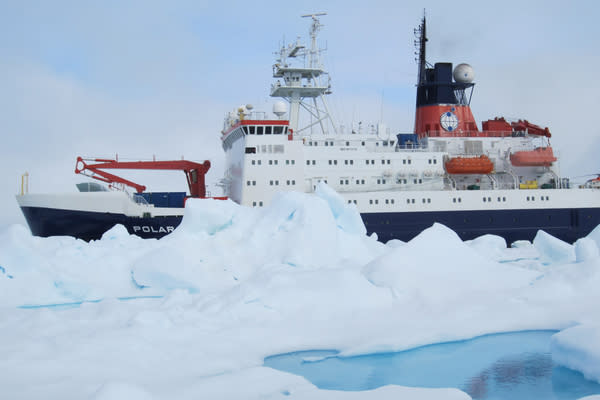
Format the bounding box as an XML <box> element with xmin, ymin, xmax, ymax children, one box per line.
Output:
<box><xmin>445</xmin><ymin>155</ymin><xmax>494</xmax><ymax>174</ymax></box>
<box><xmin>510</xmin><ymin>147</ymin><xmax>557</xmax><ymax>167</ymax></box>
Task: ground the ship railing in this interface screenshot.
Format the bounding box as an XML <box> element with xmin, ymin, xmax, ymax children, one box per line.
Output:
<box><xmin>424</xmin><ymin>130</ymin><xmax>516</xmax><ymax>138</ymax></box>
<box><xmin>395</xmin><ymin>144</ymin><xmax>429</xmax><ymax>152</ymax></box>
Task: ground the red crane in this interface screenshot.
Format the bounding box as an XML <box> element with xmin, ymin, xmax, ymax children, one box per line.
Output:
<box><xmin>74</xmin><ymin>156</ymin><xmax>212</xmax><ymax>198</ymax></box>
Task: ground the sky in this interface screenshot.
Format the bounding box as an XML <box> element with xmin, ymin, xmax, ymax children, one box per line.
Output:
<box><xmin>2</xmin><ymin>0</ymin><xmax>600</xmax><ymax>227</ymax></box>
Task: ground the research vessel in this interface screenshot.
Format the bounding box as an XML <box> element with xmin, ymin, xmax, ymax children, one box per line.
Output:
<box><xmin>16</xmin><ymin>14</ymin><xmax>600</xmax><ymax>243</ymax></box>
<box><xmin>218</xmin><ymin>13</ymin><xmax>600</xmax><ymax>244</ymax></box>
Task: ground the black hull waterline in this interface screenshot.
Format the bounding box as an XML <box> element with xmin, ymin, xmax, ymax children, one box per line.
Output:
<box><xmin>19</xmin><ymin>205</ymin><xmax>600</xmax><ymax>244</ymax></box>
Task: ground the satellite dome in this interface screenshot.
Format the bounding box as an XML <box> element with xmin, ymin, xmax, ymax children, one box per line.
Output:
<box><xmin>273</xmin><ymin>100</ymin><xmax>287</xmax><ymax>117</ymax></box>
<box><xmin>453</xmin><ymin>63</ymin><xmax>475</xmax><ymax>83</ymax></box>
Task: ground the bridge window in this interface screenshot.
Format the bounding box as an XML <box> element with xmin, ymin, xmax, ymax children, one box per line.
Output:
<box><xmin>274</xmin><ymin>126</ymin><xmax>284</xmax><ymax>134</ymax></box>
<box><xmin>256</xmin><ymin>126</ymin><xmax>263</xmax><ymax>135</ymax></box>
<box><xmin>265</xmin><ymin>126</ymin><xmax>272</xmax><ymax>134</ymax></box>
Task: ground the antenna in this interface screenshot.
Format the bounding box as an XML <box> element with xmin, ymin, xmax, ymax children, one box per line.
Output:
<box><xmin>301</xmin><ymin>12</ymin><xmax>327</xmax><ymax>69</ymax></box>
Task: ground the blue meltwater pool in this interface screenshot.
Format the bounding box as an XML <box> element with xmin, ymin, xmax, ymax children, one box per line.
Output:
<box><xmin>264</xmin><ymin>330</ymin><xmax>600</xmax><ymax>399</ymax></box>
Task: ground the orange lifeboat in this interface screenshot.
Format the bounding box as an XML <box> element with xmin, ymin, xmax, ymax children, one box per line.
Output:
<box><xmin>510</xmin><ymin>147</ymin><xmax>557</xmax><ymax>167</ymax></box>
<box><xmin>445</xmin><ymin>155</ymin><xmax>494</xmax><ymax>174</ymax></box>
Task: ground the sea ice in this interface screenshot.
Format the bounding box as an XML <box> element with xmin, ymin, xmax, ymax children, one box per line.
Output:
<box><xmin>552</xmin><ymin>324</ymin><xmax>600</xmax><ymax>383</ymax></box>
<box><xmin>533</xmin><ymin>230</ymin><xmax>576</xmax><ymax>265</ymax></box>
<box><xmin>1</xmin><ymin>186</ymin><xmax>600</xmax><ymax>399</ymax></box>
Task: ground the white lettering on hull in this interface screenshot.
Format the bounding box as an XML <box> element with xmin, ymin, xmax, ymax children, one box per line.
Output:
<box><xmin>132</xmin><ymin>226</ymin><xmax>175</xmax><ymax>234</ymax></box>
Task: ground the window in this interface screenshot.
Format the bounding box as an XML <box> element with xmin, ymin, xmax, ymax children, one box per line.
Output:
<box><xmin>265</xmin><ymin>126</ymin><xmax>272</xmax><ymax>134</ymax></box>
<box><xmin>329</xmin><ymin>160</ymin><xmax>332</xmax><ymax>165</ymax></box>
<box><xmin>274</xmin><ymin>160</ymin><xmax>278</xmax><ymax>165</ymax></box>
<box><xmin>381</xmin><ymin>160</ymin><xmax>385</xmax><ymax>165</ymax></box>
<box><xmin>325</xmin><ymin>141</ymin><xmax>329</xmax><ymax>146</ymax></box>
<box><xmin>345</xmin><ymin>160</ymin><xmax>348</xmax><ymax>165</ymax></box>
<box><xmin>345</xmin><ymin>179</ymin><xmax>349</xmax><ymax>184</ymax></box>
<box><xmin>259</xmin><ymin>201</ymin><xmax>263</xmax><ymax>206</ymax></box>
<box><xmin>346</xmin><ymin>141</ymin><xmax>350</xmax><ymax>146</ymax></box>
<box><xmin>334</xmin><ymin>160</ymin><xmax>337</xmax><ymax>165</ymax></box>
<box><xmin>253</xmin><ymin>202</ymin><xmax>256</xmax><ymax>206</ymax></box>
<box><xmin>306</xmin><ymin>160</ymin><xmax>310</xmax><ymax>165</ymax></box>
<box><xmin>270</xmin><ymin>180</ymin><xmax>274</xmax><ymax>185</ymax></box>
<box><xmin>385</xmin><ymin>199</ymin><xmax>389</xmax><ymax>204</ymax></box>
<box><xmin>375</xmin><ymin>199</ymin><xmax>379</xmax><ymax>204</ymax></box>
<box><xmin>387</xmin><ymin>160</ymin><xmax>390</xmax><ymax>164</ymax></box>
<box><xmin>245</xmin><ymin>147</ymin><xmax>256</xmax><ymax>154</ymax></box>
<box><xmin>257</xmin><ymin>160</ymin><xmax>261</xmax><ymax>165</ymax></box>
<box><xmin>252</xmin><ymin>160</ymin><xmax>256</xmax><ymax>165</ymax></box>
<box><xmin>361</xmin><ymin>180</ymin><xmax>365</xmax><ymax>184</ymax></box>
<box><xmin>369</xmin><ymin>200</ymin><xmax>373</xmax><ymax>204</ymax></box>
<box><xmin>312</xmin><ymin>160</ymin><xmax>316</xmax><ymax>165</ymax></box>
<box><xmin>292</xmin><ymin>180</ymin><xmax>295</xmax><ymax>185</ymax></box>
<box><xmin>403</xmin><ymin>160</ymin><xmax>406</xmax><ymax>164</ymax></box>
<box><xmin>252</xmin><ymin>181</ymin><xmax>256</xmax><ymax>186</ymax></box>
<box><xmin>246</xmin><ymin>181</ymin><xmax>251</xmax><ymax>186</ymax></box>
<box><xmin>350</xmin><ymin>160</ymin><xmax>354</xmax><ymax>165</ymax></box>
<box><xmin>257</xmin><ymin>126</ymin><xmax>263</xmax><ymax>135</ymax></box>
<box><xmin>286</xmin><ymin>160</ymin><xmax>289</xmax><ymax>165</ymax></box>
<box><xmin>361</xmin><ymin>141</ymin><xmax>365</xmax><ymax>146</ymax></box>
<box><xmin>269</xmin><ymin>160</ymin><xmax>273</xmax><ymax>165</ymax></box>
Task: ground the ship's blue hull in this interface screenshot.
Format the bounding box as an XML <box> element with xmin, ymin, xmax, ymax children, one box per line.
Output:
<box><xmin>20</xmin><ymin>205</ymin><xmax>600</xmax><ymax>244</ymax></box>
<box><xmin>362</xmin><ymin>207</ymin><xmax>600</xmax><ymax>244</ymax></box>
<box><xmin>20</xmin><ymin>206</ymin><xmax>181</xmax><ymax>241</ymax></box>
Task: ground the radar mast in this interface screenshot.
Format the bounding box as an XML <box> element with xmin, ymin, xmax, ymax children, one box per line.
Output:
<box><xmin>270</xmin><ymin>13</ymin><xmax>337</xmax><ymax>136</ymax></box>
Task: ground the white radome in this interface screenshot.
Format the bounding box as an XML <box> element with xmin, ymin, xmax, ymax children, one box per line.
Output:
<box><xmin>453</xmin><ymin>63</ymin><xmax>475</xmax><ymax>83</ymax></box>
<box><xmin>273</xmin><ymin>100</ymin><xmax>287</xmax><ymax>117</ymax></box>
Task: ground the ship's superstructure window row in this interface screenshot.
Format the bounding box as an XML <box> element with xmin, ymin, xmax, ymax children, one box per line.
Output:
<box><xmin>243</xmin><ymin>126</ymin><xmax>288</xmax><ymax>135</ymax></box>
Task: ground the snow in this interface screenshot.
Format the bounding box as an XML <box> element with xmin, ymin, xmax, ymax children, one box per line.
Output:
<box><xmin>1</xmin><ymin>186</ymin><xmax>600</xmax><ymax>399</ymax></box>
<box><xmin>552</xmin><ymin>323</ymin><xmax>600</xmax><ymax>383</ymax></box>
